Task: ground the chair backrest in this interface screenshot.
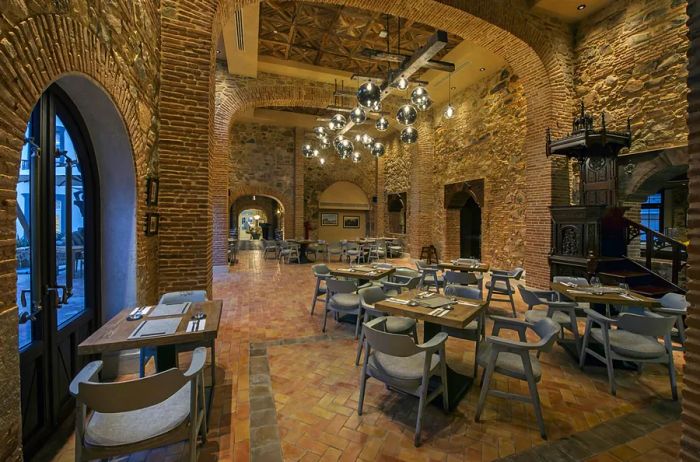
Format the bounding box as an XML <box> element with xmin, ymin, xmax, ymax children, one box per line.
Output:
<box><xmin>312</xmin><ymin>263</ymin><xmax>330</xmax><ymax>277</ymax></box>
<box><xmin>444</xmin><ymin>270</ymin><xmax>470</xmax><ymax>285</ymax></box>
<box><xmin>402</xmin><ymin>275</ymin><xmax>422</xmax><ymax>290</ymax></box>
<box><xmin>359</xmin><ymin>286</ymin><xmax>387</xmax><ymax>308</ymax></box>
<box><xmin>530</xmin><ymin>318</ymin><xmax>561</xmax><ymax>351</ymax></box>
<box><xmin>512</xmin><ymin>267</ymin><xmax>525</xmax><ymax>279</ymax></box>
<box><xmin>660</xmin><ymin>292</ymin><xmax>688</xmax><ymax>311</ymax></box>
<box><xmin>159</xmin><ymin>290</ymin><xmax>208</xmax><ymax>305</ymax></box>
<box><xmin>617</xmin><ymin>313</ymin><xmax>676</xmax><ymax>338</ymax></box>
<box><xmin>415</xmin><ymin>260</ymin><xmax>432</xmax><ymax>270</ymax></box>
<box><xmin>517</xmin><ymin>285</ymin><xmax>546</xmax><ymax>307</ymax></box>
<box><xmin>445</xmin><ymin>285</ymin><xmax>481</xmax><ymax>300</ymax></box>
<box><xmin>394</xmin><ymin>267</ymin><xmax>420</xmax><ymax>279</ymax></box>
<box><xmin>326</xmin><ymin>278</ymin><xmax>357</xmax><ymax>295</ymax></box>
<box><xmin>375</xmin><ymin>263</ymin><xmax>394</xmax><ymax>270</ymax></box>
<box><xmin>363</xmin><ymin>317</ymin><xmax>420</xmax><ymax>357</ymax></box>
<box><xmin>553</xmin><ymin>276</ymin><xmax>590</xmax><ymax>287</ymax></box>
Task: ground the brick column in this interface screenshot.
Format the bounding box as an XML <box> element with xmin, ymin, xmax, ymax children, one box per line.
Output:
<box><xmin>375</xmin><ymin>156</ymin><xmax>385</xmax><ymax>237</ymax></box>
<box><xmin>158</xmin><ymin>0</ymin><xmax>214</xmax><ymax>294</ymax></box>
<box><xmin>294</xmin><ymin>128</ymin><xmax>305</xmax><ymax>239</ymax></box>
<box><xmin>407</xmin><ymin>118</ymin><xmax>436</xmax><ymax>258</ymax></box>
<box><xmin>682</xmin><ymin>2</ymin><xmax>700</xmax><ymax>460</ymax></box>
<box><xmin>444</xmin><ymin>209</ymin><xmax>460</xmax><ymax>261</ymax></box>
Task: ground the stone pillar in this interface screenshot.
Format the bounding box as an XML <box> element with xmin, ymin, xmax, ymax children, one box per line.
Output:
<box><xmin>682</xmin><ymin>2</ymin><xmax>700</xmax><ymax>460</ymax></box>
<box><xmin>158</xmin><ymin>0</ymin><xmax>214</xmax><ymax>295</ymax></box>
<box><xmin>294</xmin><ymin>128</ymin><xmax>305</xmax><ymax>239</ymax></box>
<box><xmin>407</xmin><ymin>118</ymin><xmax>436</xmax><ymax>258</ymax></box>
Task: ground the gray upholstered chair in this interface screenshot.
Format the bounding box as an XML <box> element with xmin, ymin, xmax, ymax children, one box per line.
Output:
<box><xmin>518</xmin><ymin>285</ymin><xmax>583</xmax><ymax>356</ymax></box>
<box><xmin>475</xmin><ymin>317</ymin><xmax>560</xmax><ymax>439</ymax></box>
<box><xmin>382</xmin><ymin>272</ymin><xmax>422</xmax><ymax>295</ymax></box>
<box><xmin>485</xmin><ymin>267</ymin><xmax>524</xmax><ymax>317</ymax></box>
<box><xmin>553</xmin><ymin>276</ymin><xmax>590</xmax><ymax>287</ymax></box>
<box><xmin>281</xmin><ymin>242</ymin><xmax>300</xmax><ymax>263</ymax></box>
<box><xmin>656</xmin><ymin>292</ymin><xmax>688</xmax><ymax>351</ymax></box>
<box><xmin>416</xmin><ymin>260</ymin><xmax>444</xmax><ymax>292</ymax></box>
<box><xmin>442</xmin><ymin>285</ymin><xmax>485</xmax><ymax>377</ymax></box>
<box><xmin>345</xmin><ymin>242</ymin><xmax>364</xmax><ymax>264</ymax></box>
<box><xmin>323</xmin><ymin>278</ymin><xmax>362</xmax><ymax>338</ymax></box>
<box><xmin>444</xmin><ymin>270</ymin><xmax>471</xmax><ymax>288</ymax></box>
<box><xmin>579</xmin><ymin>310</ymin><xmax>678</xmax><ymax>399</ymax></box>
<box><xmin>327</xmin><ymin>241</ymin><xmax>344</xmax><ymax>262</ymax></box>
<box><xmin>355</xmin><ymin>287</ymin><xmax>418</xmax><ymax>365</ymax></box>
<box><xmin>140</xmin><ymin>290</ymin><xmax>209</xmax><ymax>378</ymax></box>
<box><xmin>387</xmin><ymin>239</ymin><xmax>404</xmax><ymax>258</ymax></box>
<box><xmin>358</xmin><ymin>317</ymin><xmax>448</xmax><ymax>447</ymax></box>
<box><xmin>311</xmin><ymin>264</ymin><xmax>331</xmax><ymax>315</ymax></box>
<box><xmin>368</xmin><ymin>242</ymin><xmax>387</xmax><ymax>262</ymax></box>
<box><xmin>262</xmin><ymin>239</ymin><xmax>278</xmax><ymax>259</ymax></box>
<box><xmin>70</xmin><ymin>347</ymin><xmax>208</xmax><ymax>462</ymax></box>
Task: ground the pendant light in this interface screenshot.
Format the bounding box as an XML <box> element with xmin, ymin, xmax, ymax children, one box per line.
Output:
<box><xmin>444</xmin><ymin>73</ymin><xmax>456</xmax><ymax>119</ymax></box>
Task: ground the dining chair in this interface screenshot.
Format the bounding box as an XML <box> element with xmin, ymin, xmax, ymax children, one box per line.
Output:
<box><xmin>475</xmin><ymin>317</ymin><xmax>560</xmax><ymax>439</ymax></box>
<box><xmin>442</xmin><ymin>285</ymin><xmax>485</xmax><ymax>377</ymax></box>
<box><xmin>323</xmin><ymin>278</ymin><xmax>362</xmax><ymax>338</ymax></box>
<box><xmin>327</xmin><ymin>241</ymin><xmax>344</xmax><ymax>262</ymax></box>
<box><xmin>388</xmin><ymin>239</ymin><xmax>403</xmax><ymax>258</ymax></box>
<box><xmin>416</xmin><ymin>260</ymin><xmax>444</xmax><ymax>293</ymax></box>
<box><xmin>518</xmin><ymin>285</ymin><xmax>582</xmax><ymax>356</ymax></box>
<box><xmin>358</xmin><ymin>317</ymin><xmax>448</xmax><ymax>447</ymax></box>
<box><xmin>70</xmin><ymin>347</ymin><xmax>207</xmax><ymax>462</ymax></box>
<box><xmin>139</xmin><ymin>290</ymin><xmax>209</xmax><ymax>378</ymax></box>
<box><xmin>262</xmin><ymin>239</ymin><xmax>278</xmax><ymax>259</ymax></box>
<box><xmin>579</xmin><ymin>310</ymin><xmax>678</xmax><ymax>399</ymax></box>
<box><xmin>346</xmin><ymin>242</ymin><xmax>363</xmax><ymax>264</ymax></box>
<box><xmin>444</xmin><ymin>270</ymin><xmax>471</xmax><ymax>288</ymax></box>
<box><xmin>311</xmin><ymin>264</ymin><xmax>331</xmax><ymax>315</ymax></box>
<box><xmin>354</xmin><ymin>287</ymin><xmax>418</xmax><ymax>365</ymax></box>
<box><xmin>656</xmin><ymin>292</ymin><xmax>688</xmax><ymax>351</ymax></box>
<box><xmin>311</xmin><ymin>240</ymin><xmax>328</xmax><ymax>262</ymax></box>
<box><xmin>382</xmin><ymin>272</ymin><xmax>422</xmax><ymax>295</ymax></box>
<box><xmin>485</xmin><ymin>267</ymin><xmax>524</xmax><ymax>317</ymax></box>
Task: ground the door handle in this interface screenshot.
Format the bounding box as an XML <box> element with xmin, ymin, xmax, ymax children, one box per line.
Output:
<box><xmin>18</xmin><ymin>303</ymin><xmax>42</xmax><ymax>324</ymax></box>
<box><xmin>46</xmin><ymin>285</ymin><xmax>68</xmax><ymax>307</ymax></box>
<box><xmin>20</xmin><ymin>289</ymin><xmax>31</xmax><ymax>307</ymax></box>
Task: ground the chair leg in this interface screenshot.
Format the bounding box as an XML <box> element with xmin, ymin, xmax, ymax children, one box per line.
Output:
<box><xmin>569</xmin><ymin>312</ymin><xmax>581</xmax><ymax>358</ymax></box>
<box><xmin>414</xmin><ymin>383</ymin><xmax>429</xmax><ymax>447</ymax></box>
<box><xmin>322</xmin><ymin>298</ymin><xmax>330</xmax><ymax>332</ymax></box>
<box><xmin>210</xmin><ymin>341</ymin><xmax>216</xmax><ymax>388</ymax></box>
<box><xmin>473</xmin><ymin>339</ymin><xmax>480</xmax><ymax>379</ymax></box>
<box><xmin>475</xmin><ymin>360</ymin><xmax>495</xmax><ymax>422</ymax></box>
<box><xmin>601</xmin><ymin>329</ymin><xmax>616</xmax><ymax>396</ymax></box>
<box><xmin>440</xmin><ymin>350</ymin><xmax>449</xmax><ymax>412</ymax></box>
<box><xmin>676</xmin><ymin>315</ymin><xmax>686</xmax><ymax>350</ymax></box>
<box><xmin>666</xmin><ymin>335</ymin><xmax>678</xmax><ymax>400</ymax></box>
<box><xmin>358</xmin><ymin>362</ymin><xmax>368</xmax><ymax>415</ymax></box>
<box><xmin>311</xmin><ymin>279</ymin><xmax>320</xmax><ymax>315</ymax></box>
<box><xmin>355</xmin><ymin>330</ymin><xmax>364</xmax><ymax>366</ymax></box>
<box><xmin>579</xmin><ymin>319</ymin><xmax>592</xmax><ymax>369</ymax></box>
<box><xmin>354</xmin><ymin>309</ymin><xmax>362</xmax><ymax>339</ymax></box>
<box><xmin>524</xmin><ymin>367</ymin><xmax>547</xmax><ymax>439</ymax></box>
<box><xmin>506</xmin><ymin>281</ymin><xmax>516</xmax><ymax>317</ymax></box>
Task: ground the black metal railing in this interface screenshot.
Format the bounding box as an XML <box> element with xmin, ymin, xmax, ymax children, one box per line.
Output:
<box><xmin>624</xmin><ymin>217</ymin><xmax>687</xmax><ymax>285</ymax></box>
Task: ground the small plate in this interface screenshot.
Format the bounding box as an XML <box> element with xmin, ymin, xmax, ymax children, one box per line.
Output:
<box><xmin>127</xmin><ymin>313</ymin><xmax>143</xmax><ymax>321</ymax></box>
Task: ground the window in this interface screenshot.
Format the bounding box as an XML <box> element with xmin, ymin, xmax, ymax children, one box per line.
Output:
<box><xmin>640</xmin><ymin>192</ymin><xmax>663</xmax><ymax>242</ymax></box>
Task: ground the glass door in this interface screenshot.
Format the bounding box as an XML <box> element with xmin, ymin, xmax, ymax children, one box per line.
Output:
<box><xmin>18</xmin><ymin>86</ymin><xmax>98</xmax><ymax>459</ymax></box>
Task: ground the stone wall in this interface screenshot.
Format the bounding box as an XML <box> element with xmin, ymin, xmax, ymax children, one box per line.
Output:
<box><xmin>574</xmin><ymin>0</ymin><xmax>689</xmax><ymax>153</ymax></box>
<box><xmin>430</xmin><ymin>67</ymin><xmax>528</xmax><ymax>269</ymax></box>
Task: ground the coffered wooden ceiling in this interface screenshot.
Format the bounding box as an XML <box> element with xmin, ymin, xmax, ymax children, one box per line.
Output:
<box><xmin>258</xmin><ymin>0</ymin><xmax>460</xmax><ymax>78</ymax></box>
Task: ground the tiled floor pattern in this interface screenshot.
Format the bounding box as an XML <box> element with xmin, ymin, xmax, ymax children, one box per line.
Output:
<box><xmin>45</xmin><ymin>250</ymin><xmax>685</xmax><ymax>461</ymax></box>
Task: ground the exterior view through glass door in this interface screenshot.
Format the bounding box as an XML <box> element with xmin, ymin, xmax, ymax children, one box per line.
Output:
<box><xmin>17</xmin><ymin>85</ymin><xmax>98</xmax><ymax>459</ymax></box>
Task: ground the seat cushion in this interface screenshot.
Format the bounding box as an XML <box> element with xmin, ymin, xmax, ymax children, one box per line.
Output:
<box><xmin>486</xmin><ymin>281</ymin><xmax>513</xmax><ymax>294</ymax></box>
<box><xmin>442</xmin><ymin>320</ymin><xmax>479</xmax><ymax>340</ymax></box>
<box><xmin>477</xmin><ymin>343</ymin><xmax>542</xmax><ymax>381</ymax></box>
<box><xmin>590</xmin><ymin>328</ymin><xmax>666</xmax><ymax>359</ymax></box>
<box><xmin>370</xmin><ymin>351</ymin><xmax>439</xmax><ymax>381</ymax></box>
<box><xmin>85</xmin><ymin>384</ymin><xmax>190</xmax><ymax>447</ymax></box>
<box><xmin>330</xmin><ymin>293</ymin><xmax>360</xmax><ymax>310</ymax></box>
<box><xmin>385</xmin><ymin>316</ymin><xmax>416</xmax><ymax>333</ymax></box>
<box><xmin>524</xmin><ymin>309</ymin><xmax>572</xmax><ymax>325</ymax></box>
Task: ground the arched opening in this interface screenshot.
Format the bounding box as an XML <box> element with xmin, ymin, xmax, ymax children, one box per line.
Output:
<box><xmin>17</xmin><ymin>76</ymin><xmax>136</xmax><ymax>457</ymax></box>
<box><xmin>460</xmin><ymin>197</ymin><xmax>482</xmax><ymax>260</ymax></box>
<box><xmin>387</xmin><ymin>193</ymin><xmax>407</xmax><ymax>235</ymax></box>
<box><xmin>317</xmin><ymin>181</ymin><xmax>369</xmax><ymax>242</ymax></box>
<box><xmin>230</xmin><ymin>194</ymin><xmax>284</xmax><ymax>240</ymax></box>
<box><xmin>238</xmin><ymin>209</ymin><xmax>267</xmax><ymax>240</ymax></box>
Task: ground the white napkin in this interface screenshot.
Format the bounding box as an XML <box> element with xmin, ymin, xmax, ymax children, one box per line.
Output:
<box><xmin>186</xmin><ymin>319</ymin><xmax>207</xmax><ymax>332</ymax></box>
<box><xmin>129</xmin><ymin>305</ymin><xmax>152</xmax><ymax>316</ymax></box>
<box><xmin>437</xmin><ymin>310</ymin><xmax>450</xmax><ymax>317</ymax></box>
<box><xmin>456</xmin><ymin>301</ymin><xmax>480</xmax><ymax>307</ymax></box>
<box><xmin>428</xmin><ymin>308</ymin><xmax>443</xmax><ymax>316</ymax></box>
<box><xmin>387</xmin><ymin>298</ymin><xmax>409</xmax><ymax>305</ymax></box>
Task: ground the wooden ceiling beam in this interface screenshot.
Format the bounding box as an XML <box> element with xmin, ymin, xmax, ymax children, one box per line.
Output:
<box><xmin>361</xmin><ymin>48</ymin><xmax>455</xmax><ymax>72</ymax></box>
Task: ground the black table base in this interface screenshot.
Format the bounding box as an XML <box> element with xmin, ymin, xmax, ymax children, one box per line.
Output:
<box><xmin>424</xmin><ymin>321</ymin><xmax>474</xmax><ymax>410</ymax></box>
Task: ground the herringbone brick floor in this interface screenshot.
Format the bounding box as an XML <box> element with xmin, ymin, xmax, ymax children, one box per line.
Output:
<box><xmin>48</xmin><ymin>250</ymin><xmax>684</xmax><ymax>461</ymax></box>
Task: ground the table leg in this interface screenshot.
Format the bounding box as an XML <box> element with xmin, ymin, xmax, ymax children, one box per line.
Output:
<box><xmin>155</xmin><ymin>345</ymin><xmax>178</xmax><ymax>372</ymax></box>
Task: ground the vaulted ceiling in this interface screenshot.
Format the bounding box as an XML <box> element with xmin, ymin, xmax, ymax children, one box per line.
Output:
<box><xmin>257</xmin><ymin>0</ymin><xmax>460</xmax><ymax>78</ymax></box>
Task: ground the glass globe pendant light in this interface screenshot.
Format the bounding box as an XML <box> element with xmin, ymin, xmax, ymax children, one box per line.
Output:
<box><xmin>329</xmin><ymin>113</ymin><xmax>347</xmax><ymax>131</ymax></box>
<box><xmin>351</xmin><ymin>151</ymin><xmax>362</xmax><ymax>163</ymax></box>
<box><xmin>313</xmin><ymin>126</ymin><xmax>328</xmax><ymax>139</ymax></box>
<box><xmin>410</xmin><ymin>86</ymin><xmax>429</xmax><ymax>106</ymax></box>
<box><xmin>444</xmin><ymin>74</ymin><xmax>456</xmax><ymax>119</ymax></box>
<box><xmin>375</xmin><ymin>115</ymin><xmax>389</xmax><ymax>131</ymax></box>
<box><xmin>319</xmin><ymin>136</ymin><xmax>331</xmax><ymax>150</ymax></box>
<box><xmin>361</xmin><ymin>133</ymin><xmax>374</xmax><ymax>148</ymax></box>
<box><xmin>350</xmin><ymin>106</ymin><xmax>367</xmax><ymax>124</ymax></box>
<box><xmin>396</xmin><ymin>76</ymin><xmax>409</xmax><ymax>91</ymax></box>
<box><xmin>396</xmin><ymin>104</ymin><xmax>418</xmax><ymax>126</ymax></box>
<box><xmin>335</xmin><ymin>138</ymin><xmax>353</xmax><ymax>159</ymax></box>
<box><xmin>400</xmin><ymin>127</ymin><xmax>418</xmax><ymax>144</ymax></box>
<box><xmin>371</xmin><ymin>141</ymin><xmax>386</xmax><ymax>158</ymax></box>
<box><xmin>415</xmin><ymin>97</ymin><xmax>432</xmax><ymax>112</ymax></box>
<box><xmin>357</xmin><ymin>81</ymin><xmax>381</xmax><ymax>108</ymax></box>
<box><xmin>302</xmin><ymin>143</ymin><xmax>315</xmax><ymax>158</ymax></box>
<box><xmin>370</xmin><ymin>100</ymin><xmax>382</xmax><ymax>113</ymax></box>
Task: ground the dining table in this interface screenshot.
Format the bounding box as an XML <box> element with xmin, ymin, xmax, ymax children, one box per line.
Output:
<box><xmin>288</xmin><ymin>239</ymin><xmax>318</xmax><ymax>263</ymax></box>
<box><xmin>437</xmin><ymin>261</ymin><xmax>490</xmax><ymax>273</ymax></box>
<box><xmin>375</xmin><ymin>289</ymin><xmax>487</xmax><ymax>411</ymax></box>
<box><xmin>330</xmin><ymin>265</ymin><xmax>395</xmax><ymax>282</ymax></box>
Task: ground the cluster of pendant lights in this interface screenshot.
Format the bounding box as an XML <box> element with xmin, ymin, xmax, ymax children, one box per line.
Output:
<box><xmin>303</xmin><ymin>75</ymin><xmax>454</xmax><ymax>162</ymax></box>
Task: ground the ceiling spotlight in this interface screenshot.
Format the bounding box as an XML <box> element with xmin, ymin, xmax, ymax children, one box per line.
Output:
<box><xmin>329</xmin><ymin>113</ymin><xmax>347</xmax><ymax>131</ymax></box>
<box><xmin>376</xmin><ymin>116</ymin><xmax>389</xmax><ymax>131</ymax></box>
<box><xmin>396</xmin><ymin>77</ymin><xmax>409</xmax><ymax>91</ymax></box>
<box><xmin>216</xmin><ymin>50</ymin><xmax>221</xmax><ymax>55</ymax></box>
<box><xmin>577</xmin><ymin>4</ymin><xmax>586</xmax><ymax>10</ymax></box>
<box><xmin>371</xmin><ymin>142</ymin><xmax>386</xmax><ymax>158</ymax></box>
<box><xmin>400</xmin><ymin>127</ymin><xmax>418</xmax><ymax>144</ymax></box>
<box><xmin>479</xmin><ymin>67</ymin><xmax>486</xmax><ymax>72</ymax></box>
<box><xmin>357</xmin><ymin>81</ymin><xmax>381</xmax><ymax>108</ymax></box>
<box><xmin>350</xmin><ymin>106</ymin><xmax>367</xmax><ymax>124</ymax></box>
<box><xmin>273</xmin><ymin>29</ymin><xmax>279</xmax><ymax>34</ymax></box>
<box><xmin>444</xmin><ymin>104</ymin><xmax>455</xmax><ymax>119</ymax></box>
<box><xmin>410</xmin><ymin>86</ymin><xmax>429</xmax><ymax>106</ymax></box>
<box><xmin>302</xmin><ymin>143</ymin><xmax>315</xmax><ymax>158</ymax></box>
<box><xmin>396</xmin><ymin>104</ymin><xmax>418</xmax><ymax>126</ymax></box>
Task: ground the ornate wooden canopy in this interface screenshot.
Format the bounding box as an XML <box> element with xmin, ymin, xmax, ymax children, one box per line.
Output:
<box><xmin>258</xmin><ymin>0</ymin><xmax>459</xmax><ymax>77</ymax></box>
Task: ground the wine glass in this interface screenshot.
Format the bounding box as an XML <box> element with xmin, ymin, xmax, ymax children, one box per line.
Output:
<box><xmin>591</xmin><ymin>276</ymin><xmax>603</xmax><ymax>295</ymax></box>
<box><xmin>618</xmin><ymin>282</ymin><xmax>630</xmax><ymax>294</ymax></box>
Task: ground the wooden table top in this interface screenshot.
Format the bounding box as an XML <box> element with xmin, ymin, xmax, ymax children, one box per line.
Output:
<box><xmin>437</xmin><ymin>262</ymin><xmax>490</xmax><ymax>273</ymax></box>
<box><xmin>330</xmin><ymin>266</ymin><xmax>395</xmax><ymax>281</ymax></box>
<box><xmin>551</xmin><ymin>282</ymin><xmax>661</xmax><ymax>308</ymax></box>
<box><xmin>78</xmin><ymin>300</ymin><xmax>223</xmax><ymax>355</ymax></box>
<box><xmin>375</xmin><ymin>289</ymin><xmax>486</xmax><ymax>330</ymax></box>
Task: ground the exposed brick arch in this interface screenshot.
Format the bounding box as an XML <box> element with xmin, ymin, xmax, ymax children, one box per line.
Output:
<box><xmin>229</xmin><ymin>186</ymin><xmax>293</xmax><ymax>235</ymax></box>
<box><xmin>620</xmin><ymin>146</ymin><xmax>689</xmax><ymax>201</ymax></box>
<box><xmin>210</xmin><ymin>0</ymin><xmax>575</xmax><ymax>286</ymax></box>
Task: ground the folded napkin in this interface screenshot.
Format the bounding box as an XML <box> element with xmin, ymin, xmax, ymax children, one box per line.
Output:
<box><xmin>186</xmin><ymin>319</ymin><xmax>207</xmax><ymax>333</ymax></box>
<box><xmin>387</xmin><ymin>298</ymin><xmax>409</xmax><ymax>305</ymax></box>
<box><xmin>456</xmin><ymin>300</ymin><xmax>480</xmax><ymax>307</ymax></box>
<box><xmin>129</xmin><ymin>306</ymin><xmax>152</xmax><ymax>316</ymax></box>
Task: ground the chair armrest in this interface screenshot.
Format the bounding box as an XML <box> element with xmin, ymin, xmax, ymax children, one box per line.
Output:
<box><xmin>545</xmin><ymin>300</ymin><xmax>579</xmax><ymax>312</ymax></box>
<box><xmin>532</xmin><ymin>290</ymin><xmax>558</xmax><ymax>301</ymax></box>
<box><xmin>486</xmin><ymin>336</ymin><xmax>538</xmax><ymax>352</ymax></box>
<box><xmin>69</xmin><ymin>361</ymin><xmax>103</xmax><ymax>397</ymax></box>
<box><xmin>184</xmin><ymin>347</ymin><xmax>208</xmax><ymax>378</ymax></box>
<box><xmin>490</xmin><ymin>315</ymin><xmax>531</xmax><ymax>331</ymax></box>
<box><xmin>490</xmin><ymin>268</ymin><xmax>511</xmax><ymax>276</ymax></box>
<box><xmin>584</xmin><ymin>308</ymin><xmax>617</xmax><ymax>326</ymax></box>
<box><xmin>417</xmin><ymin>332</ymin><xmax>448</xmax><ymax>352</ymax></box>
<box><xmin>381</xmin><ymin>281</ymin><xmax>405</xmax><ymax>291</ymax></box>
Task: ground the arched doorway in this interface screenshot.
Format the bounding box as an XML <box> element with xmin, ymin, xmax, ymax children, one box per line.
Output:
<box><xmin>460</xmin><ymin>197</ymin><xmax>482</xmax><ymax>259</ymax></box>
<box><xmin>238</xmin><ymin>209</ymin><xmax>267</xmax><ymax>240</ymax></box>
<box><xmin>230</xmin><ymin>194</ymin><xmax>284</xmax><ymax>240</ymax></box>
<box><xmin>317</xmin><ymin>181</ymin><xmax>370</xmax><ymax>241</ymax></box>
<box><xmin>17</xmin><ymin>78</ymin><xmax>137</xmax><ymax>458</ymax></box>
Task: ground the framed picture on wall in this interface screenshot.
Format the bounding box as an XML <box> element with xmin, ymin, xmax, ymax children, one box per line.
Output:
<box><xmin>343</xmin><ymin>216</ymin><xmax>360</xmax><ymax>229</ymax></box>
<box><xmin>321</xmin><ymin>212</ymin><xmax>338</xmax><ymax>226</ymax></box>
<box><xmin>145</xmin><ymin>212</ymin><xmax>160</xmax><ymax>236</ymax></box>
<box><xmin>146</xmin><ymin>176</ymin><xmax>159</xmax><ymax>206</ymax></box>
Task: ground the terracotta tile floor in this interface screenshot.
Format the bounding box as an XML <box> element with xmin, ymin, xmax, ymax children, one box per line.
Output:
<box><xmin>47</xmin><ymin>250</ymin><xmax>684</xmax><ymax>461</ymax></box>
